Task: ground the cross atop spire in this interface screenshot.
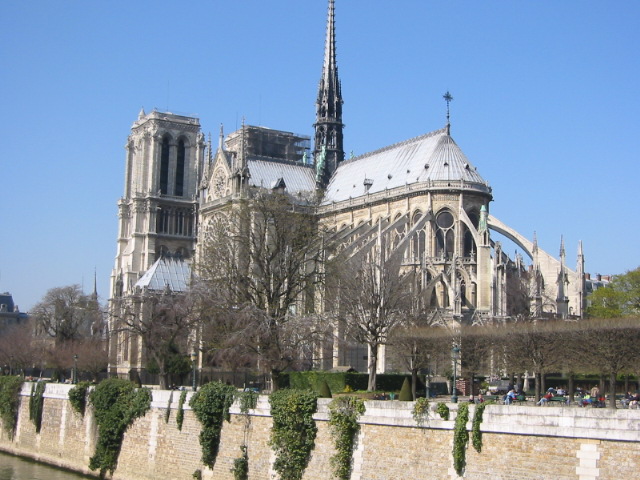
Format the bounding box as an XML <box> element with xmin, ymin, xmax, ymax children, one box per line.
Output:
<box><xmin>443</xmin><ymin>91</ymin><xmax>453</xmax><ymax>134</ymax></box>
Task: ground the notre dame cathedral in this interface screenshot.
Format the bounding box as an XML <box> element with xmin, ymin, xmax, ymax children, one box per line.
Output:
<box><xmin>108</xmin><ymin>0</ymin><xmax>586</xmax><ymax>379</ymax></box>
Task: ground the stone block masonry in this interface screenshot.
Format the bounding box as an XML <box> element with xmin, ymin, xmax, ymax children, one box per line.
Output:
<box><xmin>0</xmin><ymin>384</ymin><xmax>638</xmax><ymax>479</ymax></box>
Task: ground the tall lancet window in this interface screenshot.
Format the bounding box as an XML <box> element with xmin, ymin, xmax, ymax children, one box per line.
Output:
<box><xmin>175</xmin><ymin>139</ymin><xmax>186</xmax><ymax>197</ymax></box>
<box><xmin>160</xmin><ymin>135</ymin><xmax>170</xmax><ymax>194</ymax></box>
<box><xmin>435</xmin><ymin>210</ymin><xmax>455</xmax><ymax>259</ymax></box>
<box><xmin>463</xmin><ymin>211</ymin><xmax>479</xmax><ymax>258</ymax></box>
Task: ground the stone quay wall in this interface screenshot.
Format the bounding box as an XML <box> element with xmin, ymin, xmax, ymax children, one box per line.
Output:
<box><xmin>0</xmin><ymin>383</ymin><xmax>638</xmax><ymax>479</ymax></box>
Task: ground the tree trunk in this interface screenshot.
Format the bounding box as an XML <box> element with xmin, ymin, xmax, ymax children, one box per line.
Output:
<box><xmin>540</xmin><ymin>372</ymin><xmax>547</xmax><ymax>400</ymax></box>
<box><xmin>270</xmin><ymin>369</ymin><xmax>281</xmax><ymax>392</ymax></box>
<box><xmin>568</xmin><ymin>373</ymin><xmax>575</xmax><ymax>402</ymax></box>
<box><xmin>411</xmin><ymin>368</ymin><xmax>418</xmax><ymax>400</ymax></box>
<box><xmin>368</xmin><ymin>343</ymin><xmax>378</xmax><ymax>391</ymax></box>
<box><xmin>159</xmin><ymin>371</ymin><xmax>169</xmax><ymax>390</ymax></box>
<box><xmin>534</xmin><ymin>372</ymin><xmax>541</xmax><ymax>401</ymax></box>
<box><xmin>608</xmin><ymin>371</ymin><xmax>617</xmax><ymax>409</ymax></box>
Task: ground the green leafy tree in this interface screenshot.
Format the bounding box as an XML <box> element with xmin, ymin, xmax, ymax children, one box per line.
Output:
<box><xmin>587</xmin><ymin>267</ymin><xmax>640</xmax><ymax>318</ymax></box>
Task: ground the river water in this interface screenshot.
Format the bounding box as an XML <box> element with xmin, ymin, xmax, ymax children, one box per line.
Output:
<box><xmin>0</xmin><ymin>451</ymin><xmax>92</xmax><ymax>480</ymax></box>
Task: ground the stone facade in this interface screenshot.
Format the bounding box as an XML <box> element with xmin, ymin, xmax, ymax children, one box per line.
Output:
<box><xmin>0</xmin><ymin>383</ymin><xmax>638</xmax><ymax>480</ymax></box>
<box><xmin>108</xmin><ymin>0</ymin><xmax>588</xmax><ymax>377</ymax></box>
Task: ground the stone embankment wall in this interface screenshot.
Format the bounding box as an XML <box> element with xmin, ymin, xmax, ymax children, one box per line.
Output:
<box><xmin>0</xmin><ymin>383</ymin><xmax>638</xmax><ymax>479</ymax></box>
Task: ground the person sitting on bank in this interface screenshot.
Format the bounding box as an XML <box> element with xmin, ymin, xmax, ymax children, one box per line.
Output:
<box><xmin>504</xmin><ymin>389</ymin><xmax>517</xmax><ymax>405</ymax></box>
<box><xmin>621</xmin><ymin>391</ymin><xmax>634</xmax><ymax>408</ymax></box>
<box><xmin>537</xmin><ymin>391</ymin><xmax>553</xmax><ymax>406</ymax></box>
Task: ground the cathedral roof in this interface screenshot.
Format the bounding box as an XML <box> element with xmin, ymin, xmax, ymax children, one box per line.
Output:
<box><xmin>247</xmin><ymin>158</ymin><xmax>316</xmax><ymax>195</ymax></box>
<box><xmin>322</xmin><ymin>127</ymin><xmax>490</xmax><ymax>204</ymax></box>
<box><xmin>135</xmin><ymin>256</ymin><xmax>191</xmax><ymax>293</ymax></box>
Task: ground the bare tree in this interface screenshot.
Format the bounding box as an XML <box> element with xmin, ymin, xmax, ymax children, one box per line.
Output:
<box><xmin>194</xmin><ymin>192</ymin><xmax>333</xmax><ymax>389</ymax></box>
<box><xmin>570</xmin><ymin>318</ymin><xmax>639</xmax><ymax>409</ymax></box>
<box><xmin>459</xmin><ymin>325</ymin><xmax>494</xmax><ymax>395</ymax></box>
<box><xmin>501</xmin><ymin>320</ymin><xmax>563</xmax><ymax>400</ymax></box>
<box><xmin>0</xmin><ymin>323</ymin><xmax>38</xmax><ymax>375</ymax></box>
<box><xmin>339</xmin><ymin>254</ymin><xmax>413</xmax><ymax>391</ymax></box>
<box><xmin>74</xmin><ymin>338</ymin><xmax>109</xmax><ymax>382</ymax></box>
<box><xmin>111</xmin><ymin>290</ymin><xmax>199</xmax><ymax>389</ymax></box>
<box><xmin>31</xmin><ymin>285</ymin><xmax>103</xmax><ymax>345</ymax></box>
<box><xmin>389</xmin><ymin>318</ymin><xmax>451</xmax><ymax>399</ymax></box>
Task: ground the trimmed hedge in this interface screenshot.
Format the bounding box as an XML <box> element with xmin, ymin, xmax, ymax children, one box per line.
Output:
<box><xmin>283</xmin><ymin>372</ymin><xmax>417</xmax><ymax>393</ymax></box>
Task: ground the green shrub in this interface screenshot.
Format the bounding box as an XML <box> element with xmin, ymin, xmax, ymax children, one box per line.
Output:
<box><xmin>231</xmin><ymin>445</ymin><xmax>249</xmax><ymax>480</ymax></box>
<box><xmin>284</xmin><ymin>371</ymin><xmax>415</xmax><ymax>393</ymax></box>
<box><xmin>237</xmin><ymin>390</ymin><xmax>258</xmax><ymax>413</ymax></box>
<box><xmin>436</xmin><ymin>402</ymin><xmax>450</xmax><ymax>420</ymax></box>
<box><xmin>88</xmin><ymin>378</ymin><xmax>152</xmax><ymax>476</ymax></box>
<box><xmin>68</xmin><ymin>381</ymin><xmax>91</xmax><ymax>417</ymax></box>
<box><xmin>29</xmin><ymin>380</ymin><xmax>46</xmax><ymax>433</ymax></box>
<box><xmin>269</xmin><ymin>389</ymin><xmax>318</xmax><ymax>480</ymax></box>
<box><xmin>453</xmin><ymin>403</ymin><xmax>470</xmax><ymax>476</ymax></box>
<box><xmin>472</xmin><ymin>402</ymin><xmax>488</xmax><ymax>452</ymax></box>
<box><xmin>328</xmin><ymin>396</ymin><xmax>365</xmax><ymax>479</ymax></box>
<box><xmin>412</xmin><ymin>397</ymin><xmax>430</xmax><ymax>427</ymax></box>
<box><xmin>398</xmin><ymin>378</ymin><xmax>412</xmax><ymax>401</ymax></box>
<box><xmin>0</xmin><ymin>376</ymin><xmax>23</xmax><ymax>438</ymax></box>
<box><xmin>176</xmin><ymin>389</ymin><xmax>187</xmax><ymax>431</ymax></box>
<box><xmin>318</xmin><ymin>380</ymin><xmax>332</xmax><ymax>398</ymax></box>
<box><xmin>165</xmin><ymin>391</ymin><xmax>173</xmax><ymax>424</ymax></box>
<box><xmin>189</xmin><ymin>381</ymin><xmax>236</xmax><ymax>468</ymax></box>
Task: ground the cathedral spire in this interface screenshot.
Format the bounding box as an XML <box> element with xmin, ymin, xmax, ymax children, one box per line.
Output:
<box><xmin>314</xmin><ymin>0</ymin><xmax>344</xmax><ymax>189</ymax></box>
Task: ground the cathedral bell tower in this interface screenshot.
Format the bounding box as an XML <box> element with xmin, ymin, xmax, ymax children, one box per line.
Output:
<box><xmin>110</xmin><ymin>109</ymin><xmax>205</xmax><ymax>300</ymax></box>
<box><xmin>313</xmin><ymin>0</ymin><xmax>344</xmax><ymax>189</ymax></box>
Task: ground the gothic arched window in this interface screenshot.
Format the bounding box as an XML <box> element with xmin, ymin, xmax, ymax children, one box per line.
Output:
<box><xmin>463</xmin><ymin>228</ymin><xmax>475</xmax><ymax>258</ymax></box>
<box><xmin>435</xmin><ymin>210</ymin><xmax>455</xmax><ymax>259</ymax></box>
<box><xmin>160</xmin><ymin>135</ymin><xmax>170</xmax><ymax>194</ymax></box>
<box><xmin>175</xmin><ymin>139</ymin><xmax>186</xmax><ymax>196</ymax></box>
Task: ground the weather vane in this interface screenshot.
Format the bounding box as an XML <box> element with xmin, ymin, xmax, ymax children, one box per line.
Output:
<box><xmin>443</xmin><ymin>91</ymin><xmax>453</xmax><ymax>126</ymax></box>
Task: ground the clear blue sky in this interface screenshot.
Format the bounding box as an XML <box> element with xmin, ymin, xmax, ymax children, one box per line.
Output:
<box><xmin>1</xmin><ymin>1</ymin><xmax>638</xmax><ymax>312</ymax></box>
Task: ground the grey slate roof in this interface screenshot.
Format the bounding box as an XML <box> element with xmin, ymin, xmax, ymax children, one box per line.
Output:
<box><xmin>135</xmin><ymin>256</ymin><xmax>191</xmax><ymax>293</ymax></box>
<box><xmin>247</xmin><ymin>158</ymin><xmax>316</xmax><ymax>194</ymax></box>
<box><xmin>322</xmin><ymin>127</ymin><xmax>489</xmax><ymax>204</ymax></box>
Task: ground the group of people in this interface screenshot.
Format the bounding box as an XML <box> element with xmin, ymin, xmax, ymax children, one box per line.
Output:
<box><xmin>574</xmin><ymin>386</ymin><xmax>606</xmax><ymax>407</ymax></box>
<box><xmin>622</xmin><ymin>391</ymin><xmax>640</xmax><ymax>409</ymax></box>
<box><xmin>467</xmin><ymin>393</ymin><xmax>485</xmax><ymax>404</ymax></box>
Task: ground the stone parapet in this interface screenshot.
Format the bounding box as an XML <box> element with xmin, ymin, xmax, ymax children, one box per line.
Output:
<box><xmin>0</xmin><ymin>384</ymin><xmax>638</xmax><ymax>479</ymax></box>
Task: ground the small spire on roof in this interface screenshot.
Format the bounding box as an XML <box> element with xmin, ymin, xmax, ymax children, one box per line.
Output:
<box><xmin>443</xmin><ymin>91</ymin><xmax>453</xmax><ymax>134</ymax></box>
<box><xmin>138</xmin><ymin>107</ymin><xmax>146</xmax><ymax>120</ymax></box>
<box><xmin>219</xmin><ymin>123</ymin><xmax>224</xmax><ymax>150</ymax></box>
<box><xmin>92</xmin><ymin>267</ymin><xmax>98</xmax><ymax>300</ymax></box>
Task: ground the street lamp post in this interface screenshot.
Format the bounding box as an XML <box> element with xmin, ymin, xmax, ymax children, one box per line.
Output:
<box><xmin>191</xmin><ymin>352</ymin><xmax>198</xmax><ymax>392</ymax></box>
<box><xmin>451</xmin><ymin>345</ymin><xmax>460</xmax><ymax>403</ymax></box>
<box><xmin>425</xmin><ymin>354</ymin><xmax>431</xmax><ymax>399</ymax></box>
<box><xmin>73</xmin><ymin>354</ymin><xmax>78</xmax><ymax>384</ymax></box>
